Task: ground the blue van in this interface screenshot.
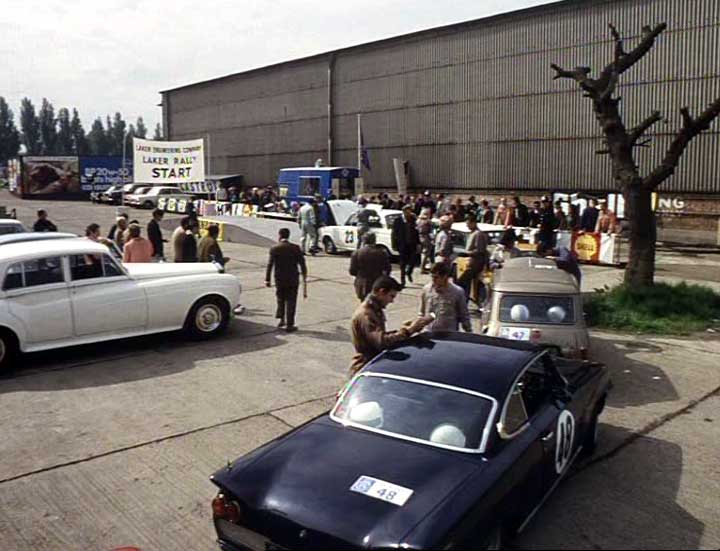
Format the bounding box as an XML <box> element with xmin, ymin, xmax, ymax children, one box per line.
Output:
<box><xmin>277</xmin><ymin>167</ymin><xmax>359</xmax><ymax>203</ymax></box>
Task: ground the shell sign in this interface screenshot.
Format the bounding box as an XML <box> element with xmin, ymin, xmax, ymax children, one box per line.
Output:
<box><xmin>571</xmin><ymin>232</ymin><xmax>601</xmax><ymax>263</ymax></box>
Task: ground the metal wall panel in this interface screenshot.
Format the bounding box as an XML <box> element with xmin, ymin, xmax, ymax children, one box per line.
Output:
<box><xmin>165</xmin><ymin>0</ymin><xmax>720</xmax><ymax>193</ymax></box>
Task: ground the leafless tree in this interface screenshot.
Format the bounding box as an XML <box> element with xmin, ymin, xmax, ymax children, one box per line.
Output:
<box><xmin>552</xmin><ymin>23</ymin><xmax>720</xmax><ymax>287</ymax></box>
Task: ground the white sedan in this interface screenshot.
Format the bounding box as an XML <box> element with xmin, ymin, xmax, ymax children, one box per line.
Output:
<box><xmin>0</xmin><ymin>239</ymin><xmax>242</xmax><ymax>371</ymax></box>
<box><xmin>320</xmin><ymin>202</ymin><xmax>401</xmax><ymax>257</ymax></box>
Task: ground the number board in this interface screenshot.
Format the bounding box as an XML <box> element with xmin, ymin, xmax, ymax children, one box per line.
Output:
<box><xmin>350</xmin><ymin>476</ymin><xmax>413</xmax><ymax>507</ymax></box>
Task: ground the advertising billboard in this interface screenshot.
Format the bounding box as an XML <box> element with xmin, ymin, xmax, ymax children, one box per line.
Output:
<box><xmin>22</xmin><ymin>156</ymin><xmax>80</xmax><ymax>196</ymax></box>
<box><xmin>79</xmin><ymin>156</ymin><xmax>132</xmax><ymax>192</ymax></box>
<box><xmin>7</xmin><ymin>159</ymin><xmax>21</xmax><ymax>194</ymax></box>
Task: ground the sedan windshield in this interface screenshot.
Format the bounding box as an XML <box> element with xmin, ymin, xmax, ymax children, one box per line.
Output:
<box><xmin>331</xmin><ymin>374</ymin><xmax>495</xmax><ymax>452</ymax></box>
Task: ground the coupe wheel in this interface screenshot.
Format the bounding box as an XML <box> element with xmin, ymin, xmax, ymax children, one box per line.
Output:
<box><xmin>185</xmin><ymin>297</ymin><xmax>230</xmax><ymax>339</ymax></box>
<box><xmin>0</xmin><ymin>330</ymin><xmax>19</xmax><ymax>373</ymax></box>
<box><xmin>323</xmin><ymin>237</ymin><xmax>337</xmax><ymax>254</ymax></box>
<box><xmin>582</xmin><ymin>410</ymin><xmax>601</xmax><ymax>456</ymax></box>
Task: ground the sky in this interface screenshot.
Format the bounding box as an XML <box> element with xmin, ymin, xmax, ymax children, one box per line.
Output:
<box><xmin>2</xmin><ymin>0</ymin><xmax>557</xmax><ymax>134</ymax></box>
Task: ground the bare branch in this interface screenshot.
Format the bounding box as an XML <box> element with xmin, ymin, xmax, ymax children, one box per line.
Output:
<box><xmin>599</xmin><ymin>70</ymin><xmax>619</xmax><ymax>101</ymax></box>
<box><xmin>629</xmin><ymin>110</ymin><xmax>663</xmax><ymax>144</ymax></box>
<box><xmin>644</xmin><ymin>97</ymin><xmax>720</xmax><ymax>189</ymax></box>
<box><xmin>635</xmin><ymin>138</ymin><xmax>652</xmax><ymax>148</ymax></box>
<box><xmin>551</xmin><ymin>64</ymin><xmax>590</xmax><ymax>82</ymax></box>
<box><xmin>599</xmin><ymin>23</ymin><xmax>668</xmax><ymax>85</ymax></box>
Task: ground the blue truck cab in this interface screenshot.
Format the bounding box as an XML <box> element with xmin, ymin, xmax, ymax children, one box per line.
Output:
<box><xmin>277</xmin><ymin>167</ymin><xmax>359</xmax><ymax>203</ymax></box>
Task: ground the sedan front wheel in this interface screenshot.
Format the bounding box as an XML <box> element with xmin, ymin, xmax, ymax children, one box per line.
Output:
<box><xmin>185</xmin><ymin>297</ymin><xmax>230</xmax><ymax>340</ymax></box>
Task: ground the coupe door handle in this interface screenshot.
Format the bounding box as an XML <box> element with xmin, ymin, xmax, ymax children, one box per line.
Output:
<box><xmin>541</xmin><ymin>432</ymin><xmax>554</xmax><ymax>442</ymax></box>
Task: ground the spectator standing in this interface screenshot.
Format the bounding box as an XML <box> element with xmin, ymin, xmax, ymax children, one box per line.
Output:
<box><xmin>298</xmin><ymin>199</ymin><xmax>318</xmax><ymax>255</ymax></box>
<box><xmin>466</xmin><ymin>196</ymin><xmax>479</xmax><ymax>220</ymax></box>
<box><xmin>580</xmin><ymin>199</ymin><xmax>600</xmax><ymax>232</ymax></box>
<box><xmin>528</xmin><ymin>201</ymin><xmax>542</xmax><ymax>227</ymax></box>
<box><xmin>512</xmin><ymin>196</ymin><xmax>530</xmax><ymax>227</ymax></box>
<box><xmin>566</xmin><ymin>203</ymin><xmax>581</xmax><ymax>231</ymax></box>
<box><xmin>417</xmin><ymin>211</ymin><xmax>434</xmax><ymax>274</ymax></box>
<box><xmin>595</xmin><ymin>200</ymin><xmax>618</xmax><ymax>234</ymax></box>
<box><xmin>107</xmin><ymin>213</ymin><xmax>129</xmax><ymax>240</ymax></box>
<box><xmin>554</xmin><ymin>201</ymin><xmax>569</xmax><ymax>230</ymax></box>
<box><xmin>537</xmin><ymin>197</ymin><xmax>558</xmax><ymax>250</ymax></box>
<box><xmin>391</xmin><ymin>205</ymin><xmax>420</xmax><ymax>287</ymax></box>
<box><xmin>453</xmin><ymin>198</ymin><xmax>466</xmax><ymax>222</ymax></box>
<box><xmin>490</xmin><ymin>229</ymin><xmax>522</xmax><ymax>270</ymax></box>
<box><xmin>172</xmin><ymin>217</ymin><xmax>191</xmax><ymax>262</ymax></box>
<box><xmin>33</xmin><ymin>209</ymin><xmax>57</xmax><ymax>232</ymax></box>
<box><xmin>180</xmin><ymin>221</ymin><xmax>198</xmax><ymax>263</ymax></box>
<box><xmin>477</xmin><ymin>200</ymin><xmax>494</xmax><ymax>225</ymax></box>
<box><xmin>198</xmin><ymin>224</ymin><xmax>229</xmax><ymax>265</ymax></box>
<box><xmin>420</xmin><ymin>262</ymin><xmax>472</xmax><ymax>333</ymax></box>
<box><xmin>114</xmin><ymin>217</ymin><xmax>129</xmax><ymax>251</ymax></box>
<box><xmin>349</xmin><ymin>233</ymin><xmax>391</xmax><ymax>301</ymax></box>
<box><xmin>434</xmin><ymin>216</ymin><xmax>455</xmax><ymax>267</ymax></box>
<box><xmin>147</xmin><ymin>208</ymin><xmax>165</xmax><ymax>260</ymax></box>
<box><xmin>494</xmin><ymin>199</ymin><xmax>507</xmax><ymax>226</ymax></box>
<box><xmin>355</xmin><ymin>198</ymin><xmax>373</xmax><ymax>250</ymax></box>
<box><xmin>123</xmin><ymin>224</ymin><xmax>154</xmax><ymax>263</ymax></box>
<box><xmin>265</xmin><ymin>228</ymin><xmax>307</xmax><ymax>332</ymax></box>
<box><xmin>457</xmin><ymin>216</ymin><xmax>488</xmax><ymax>302</ymax></box>
<box><xmin>349</xmin><ymin>276</ymin><xmax>431</xmax><ymax>376</ymax></box>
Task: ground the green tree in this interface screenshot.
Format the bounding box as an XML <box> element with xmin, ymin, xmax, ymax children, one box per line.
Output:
<box><xmin>70</xmin><ymin>109</ymin><xmax>87</xmax><ymax>154</ymax></box>
<box><xmin>111</xmin><ymin>112</ymin><xmax>127</xmax><ymax>155</ymax></box>
<box><xmin>38</xmin><ymin>98</ymin><xmax>57</xmax><ymax>155</ymax></box>
<box><xmin>153</xmin><ymin>122</ymin><xmax>163</xmax><ymax>140</ymax></box>
<box><xmin>56</xmin><ymin>108</ymin><xmax>73</xmax><ymax>155</ymax></box>
<box><xmin>135</xmin><ymin>117</ymin><xmax>147</xmax><ymax>139</ymax></box>
<box><xmin>87</xmin><ymin>117</ymin><xmax>108</xmax><ymax>155</ymax></box>
<box><xmin>20</xmin><ymin>98</ymin><xmax>41</xmax><ymax>155</ymax></box>
<box><xmin>0</xmin><ymin>97</ymin><xmax>20</xmax><ymax>165</ymax></box>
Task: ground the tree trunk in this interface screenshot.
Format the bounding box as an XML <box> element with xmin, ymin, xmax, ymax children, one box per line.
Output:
<box><xmin>623</xmin><ymin>184</ymin><xmax>656</xmax><ymax>287</ymax></box>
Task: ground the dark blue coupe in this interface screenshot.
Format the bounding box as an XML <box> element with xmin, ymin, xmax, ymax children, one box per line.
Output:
<box><xmin>210</xmin><ymin>333</ymin><xmax>610</xmax><ymax>550</ymax></box>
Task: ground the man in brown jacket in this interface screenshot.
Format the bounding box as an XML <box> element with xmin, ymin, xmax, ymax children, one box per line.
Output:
<box><xmin>198</xmin><ymin>224</ymin><xmax>229</xmax><ymax>266</ymax></box>
<box><xmin>350</xmin><ymin>276</ymin><xmax>432</xmax><ymax>376</ymax></box>
<box><xmin>266</xmin><ymin>228</ymin><xmax>307</xmax><ymax>332</ymax></box>
<box><xmin>349</xmin><ymin>232</ymin><xmax>391</xmax><ymax>301</ymax></box>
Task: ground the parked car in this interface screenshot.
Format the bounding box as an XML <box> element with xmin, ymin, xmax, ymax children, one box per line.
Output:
<box><xmin>0</xmin><ymin>219</ymin><xmax>26</xmax><ymax>235</ymax></box>
<box><xmin>0</xmin><ymin>239</ymin><xmax>242</xmax><ymax>371</ymax></box>
<box><xmin>210</xmin><ymin>333</ymin><xmax>610</xmax><ymax>551</ymax></box>
<box><xmin>122</xmin><ymin>186</ymin><xmax>152</xmax><ymax>206</ymax></box>
<box><xmin>320</xmin><ymin>201</ymin><xmax>401</xmax><ymax>257</ymax></box>
<box><xmin>484</xmin><ymin>256</ymin><xmax>590</xmax><ymax>358</ymax></box>
<box><xmin>91</xmin><ymin>185</ymin><xmax>123</xmax><ymax>205</ymax></box>
<box><xmin>127</xmin><ymin>186</ymin><xmax>188</xmax><ymax>209</ymax></box>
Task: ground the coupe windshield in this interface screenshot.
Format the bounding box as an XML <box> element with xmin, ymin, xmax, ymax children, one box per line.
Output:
<box><xmin>332</xmin><ymin>374</ymin><xmax>495</xmax><ymax>452</ymax></box>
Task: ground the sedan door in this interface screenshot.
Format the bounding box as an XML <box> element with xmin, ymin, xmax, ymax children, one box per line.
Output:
<box><xmin>3</xmin><ymin>256</ymin><xmax>73</xmax><ymax>345</ymax></box>
<box><xmin>68</xmin><ymin>254</ymin><xmax>148</xmax><ymax>337</ymax></box>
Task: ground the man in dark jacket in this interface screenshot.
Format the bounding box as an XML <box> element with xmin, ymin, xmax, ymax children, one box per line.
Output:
<box><xmin>265</xmin><ymin>228</ymin><xmax>308</xmax><ymax>332</ymax></box>
<box><xmin>33</xmin><ymin>210</ymin><xmax>58</xmax><ymax>232</ymax></box>
<box><xmin>391</xmin><ymin>205</ymin><xmax>420</xmax><ymax>287</ymax></box>
<box><xmin>349</xmin><ymin>233</ymin><xmax>391</xmax><ymax>301</ymax></box>
<box><xmin>147</xmin><ymin>209</ymin><xmax>165</xmax><ymax>260</ymax></box>
<box><xmin>538</xmin><ymin>197</ymin><xmax>558</xmax><ymax>249</ymax></box>
<box><xmin>180</xmin><ymin>221</ymin><xmax>198</xmax><ymax>263</ymax></box>
<box><xmin>512</xmin><ymin>196</ymin><xmax>530</xmax><ymax>227</ymax></box>
<box><xmin>580</xmin><ymin>198</ymin><xmax>600</xmax><ymax>232</ymax></box>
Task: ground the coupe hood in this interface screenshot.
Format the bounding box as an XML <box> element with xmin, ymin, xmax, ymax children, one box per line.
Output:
<box><xmin>124</xmin><ymin>262</ymin><xmax>220</xmax><ymax>280</ymax></box>
<box><xmin>212</xmin><ymin>418</ymin><xmax>484</xmax><ymax>549</ymax></box>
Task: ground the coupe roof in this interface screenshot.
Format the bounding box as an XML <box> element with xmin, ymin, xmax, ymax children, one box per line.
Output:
<box><xmin>364</xmin><ymin>333</ymin><xmax>542</xmax><ymax>400</ymax></box>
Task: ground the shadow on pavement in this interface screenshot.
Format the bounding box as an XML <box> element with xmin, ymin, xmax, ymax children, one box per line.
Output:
<box><xmin>590</xmin><ymin>334</ymin><xmax>680</xmax><ymax>408</ymax></box>
<box><xmin>2</xmin><ymin>319</ymin><xmax>289</xmax><ymax>390</ymax></box>
<box><xmin>517</xmin><ymin>424</ymin><xmax>704</xmax><ymax>550</ymax></box>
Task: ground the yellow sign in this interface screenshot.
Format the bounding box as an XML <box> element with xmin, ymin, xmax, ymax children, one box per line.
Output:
<box><xmin>573</xmin><ymin>233</ymin><xmax>600</xmax><ymax>262</ymax></box>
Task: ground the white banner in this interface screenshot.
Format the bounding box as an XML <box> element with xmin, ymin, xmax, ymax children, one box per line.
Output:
<box><xmin>133</xmin><ymin>138</ymin><xmax>205</xmax><ymax>184</ymax></box>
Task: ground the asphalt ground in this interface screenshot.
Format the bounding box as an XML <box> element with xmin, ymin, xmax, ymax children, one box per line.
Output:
<box><xmin>0</xmin><ymin>192</ymin><xmax>719</xmax><ymax>550</ymax></box>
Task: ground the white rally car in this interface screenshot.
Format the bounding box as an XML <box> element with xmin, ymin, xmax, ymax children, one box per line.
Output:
<box><xmin>319</xmin><ymin>200</ymin><xmax>401</xmax><ymax>257</ymax></box>
<box><xmin>0</xmin><ymin>239</ymin><xmax>242</xmax><ymax>371</ymax></box>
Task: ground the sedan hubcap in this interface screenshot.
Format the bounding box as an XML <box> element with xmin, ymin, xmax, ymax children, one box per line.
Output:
<box><xmin>196</xmin><ymin>304</ymin><xmax>222</xmax><ymax>333</ymax></box>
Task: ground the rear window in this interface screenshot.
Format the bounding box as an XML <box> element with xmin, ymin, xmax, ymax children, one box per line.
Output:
<box><xmin>332</xmin><ymin>374</ymin><xmax>495</xmax><ymax>452</ymax></box>
<box><xmin>499</xmin><ymin>295</ymin><xmax>575</xmax><ymax>325</ymax></box>
<box><xmin>3</xmin><ymin>257</ymin><xmax>64</xmax><ymax>290</ymax></box>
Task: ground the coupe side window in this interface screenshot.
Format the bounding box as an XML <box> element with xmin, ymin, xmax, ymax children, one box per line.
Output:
<box><xmin>23</xmin><ymin>257</ymin><xmax>64</xmax><ymax>287</ymax></box>
<box><xmin>69</xmin><ymin>254</ymin><xmax>104</xmax><ymax>281</ymax></box>
<box><xmin>3</xmin><ymin>263</ymin><xmax>24</xmax><ymax>290</ymax></box>
<box><xmin>504</xmin><ymin>385</ymin><xmax>528</xmax><ymax>435</ymax></box>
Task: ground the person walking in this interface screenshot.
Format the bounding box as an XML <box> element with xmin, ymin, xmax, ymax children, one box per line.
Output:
<box><xmin>456</xmin><ymin>216</ymin><xmax>489</xmax><ymax>303</ymax></box>
<box><xmin>349</xmin><ymin>233</ymin><xmax>391</xmax><ymax>301</ymax></box>
<box><xmin>434</xmin><ymin>216</ymin><xmax>455</xmax><ymax>267</ymax></box>
<box><xmin>147</xmin><ymin>208</ymin><xmax>165</xmax><ymax>260</ymax></box>
<box><xmin>417</xmin><ymin>210</ymin><xmax>434</xmax><ymax>274</ymax></box>
<box><xmin>198</xmin><ymin>224</ymin><xmax>229</xmax><ymax>266</ymax></box>
<box><xmin>391</xmin><ymin>205</ymin><xmax>420</xmax><ymax>287</ymax></box>
<box><xmin>349</xmin><ymin>276</ymin><xmax>432</xmax><ymax>376</ymax></box>
<box><xmin>172</xmin><ymin>217</ymin><xmax>191</xmax><ymax>262</ymax></box>
<box><xmin>122</xmin><ymin>224</ymin><xmax>154</xmax><ymax>263</ymax></box>
<box><xmin>420</xmin><ymin>262</ymin><xmax>472</xmax><ymax>333</ymax></box>
<box><xmin>265</xmin><ymin>228</ymin><xmax>308</xmax><ymax>332</ymax></box>
<box><xmin>181</xmin><ymin>221</ymin><xmax>198</xmax><ymax>263</ymax></box>
<box><xmin>33</xmin><ymin>209</ymin><xmax>57</xmax><ymax>232</ymax></box>
<box><xmin>298</xmin><ymin>199</ymin><xmax>317</xmax><ymax>255</ymax></box>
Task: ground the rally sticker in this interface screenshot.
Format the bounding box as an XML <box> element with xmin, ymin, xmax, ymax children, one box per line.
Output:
<box><xmin>500</xmin><ymin>327</ymin><xmax>531</xmax><ymax>341</ymax></box>
<box><xmin>350</xmin><ymin>476</ymin><xmax>414</xmax><ymax>507</ymax></box>
<box><xmin>555</xmin><ymin>410</ymin><xmax>576</xmax><ymax>474</ymax></box>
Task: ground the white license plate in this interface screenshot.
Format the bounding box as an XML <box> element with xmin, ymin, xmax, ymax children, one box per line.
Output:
<box><xmin>350</xmin><ymin>475</ymin><xmax>414</xmax><ymax>506</ymax></box>
<box><xmin>500</xmin><ymin>327</ymin><xmax>531</xmax><ymax>341</ymax></box>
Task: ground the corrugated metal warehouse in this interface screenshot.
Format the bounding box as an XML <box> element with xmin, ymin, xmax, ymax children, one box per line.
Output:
<box><xmin>161</xmin><ymin>0</ymin><xmax>720</xmax><ymax>235</ymax></box>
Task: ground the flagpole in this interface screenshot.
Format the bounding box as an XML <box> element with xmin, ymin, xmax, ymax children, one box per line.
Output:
<box><xmin>357</xmin><ymin>113</ymin><xmax>362</xmax><ymax>173</ymax></box>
